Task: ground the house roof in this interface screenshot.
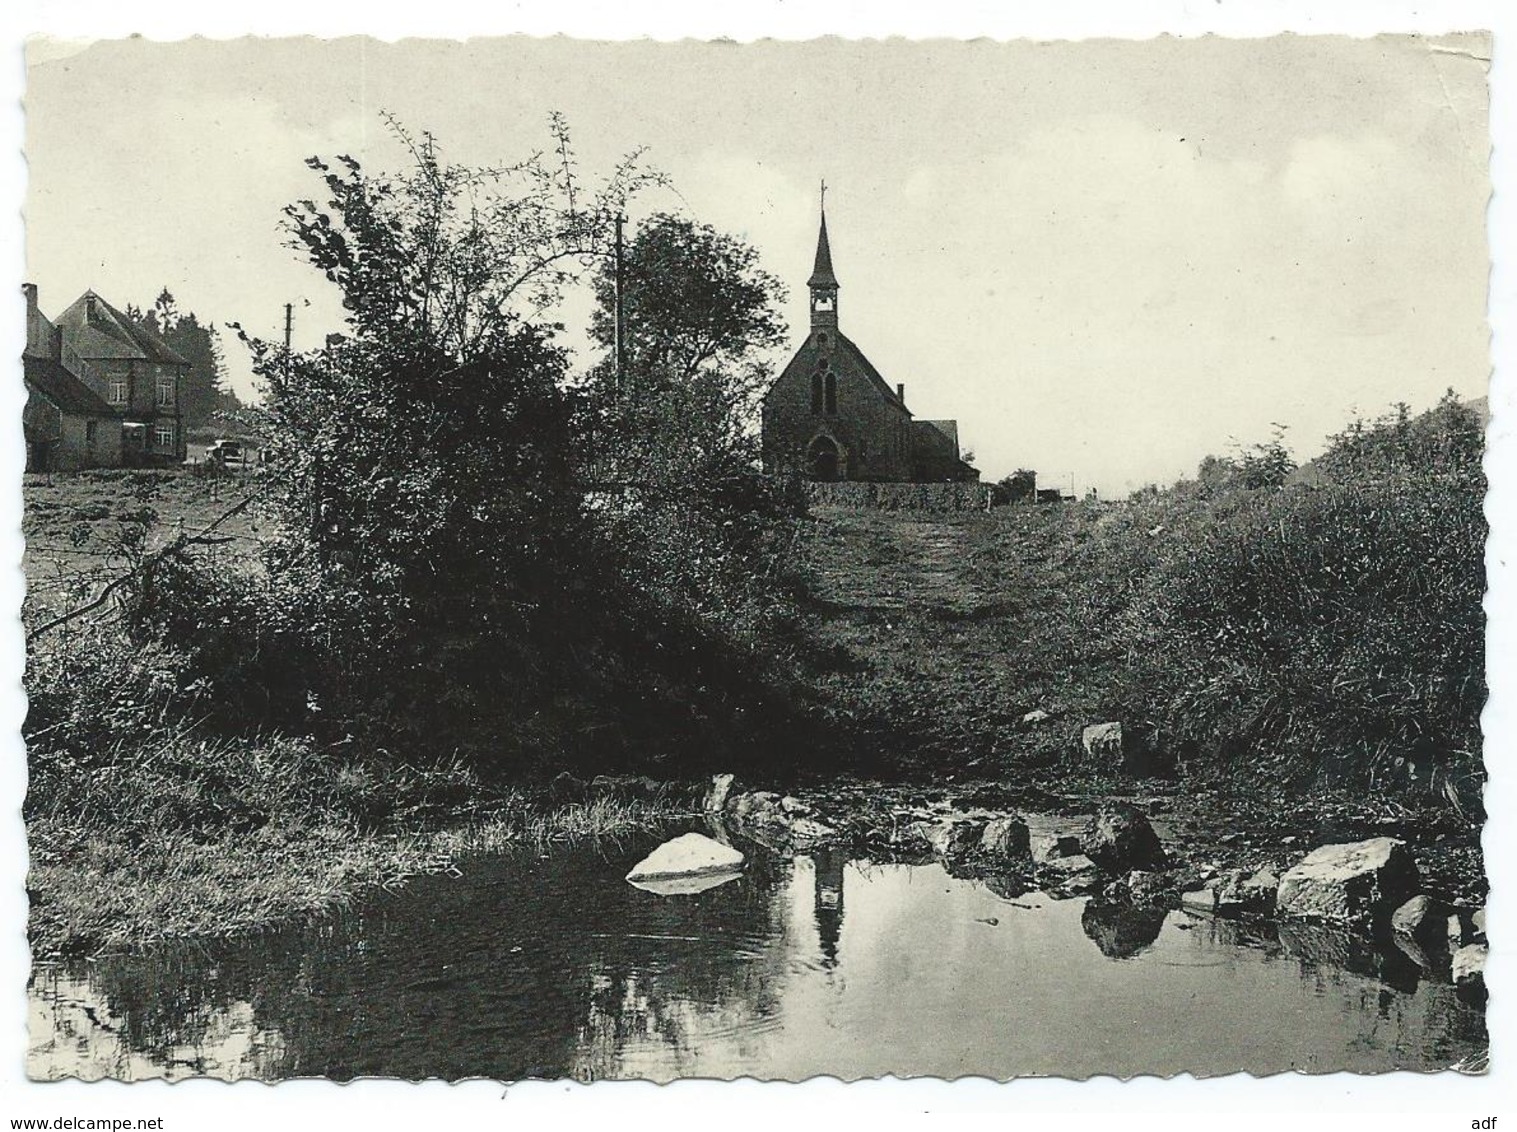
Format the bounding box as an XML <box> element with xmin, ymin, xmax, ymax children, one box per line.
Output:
<box><xmin>53</xmin><ymin>290</ymin><xmax>192</xmax><ymax>367</ymax></box>
<box><xmin>24</xmin><ymin>354</ymin><xmax>116</xmax><ymax>416</ymax></box>
<box><xmin>807</xmin><ymin>211</ymin><xmax>840</xmax><ymax>290</ymax></box>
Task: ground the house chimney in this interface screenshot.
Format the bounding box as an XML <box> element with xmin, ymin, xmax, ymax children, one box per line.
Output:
<box><xmin>22</xmin><ymin>283</ymin><xmax>37</xmax><ymax>312</ymax></box>
<box><xmin>86</xmin><ymin>293</ymin><xmax>98</xmax><ymax>319</ymax></box>
<box><xmin>896</xmin><ymin>383</ymin><xmax>906</xmax><ymax>404</ymax></box>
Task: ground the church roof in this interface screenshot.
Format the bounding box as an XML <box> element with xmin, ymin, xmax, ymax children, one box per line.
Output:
<box><xmin>807</xmin><ymin>211</ymin><xmax>840</xmax><ymax>289</ymax></box>
<box><xmin>836</xmin><ymin>331</ymin><xmax>905</xmax><ymax>410</ymax></box>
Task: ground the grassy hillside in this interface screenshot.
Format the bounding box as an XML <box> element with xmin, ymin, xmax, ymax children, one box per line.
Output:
<box><xmin>799</xmin><ymin>455</ymin><xmax>1484</xmax><ymax>811</ymax></box>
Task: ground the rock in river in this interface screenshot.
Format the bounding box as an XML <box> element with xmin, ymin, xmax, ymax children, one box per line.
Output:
<box><xmin>1081</xmin><ymin>802</ymin><xmax>1167</xmax><ymax>874</ymax></box>
<box><xmin>1391</xmin><ymin>894</ymin><xmax>1449</xmax><ymax>950</ymax></box>
<box><xmin>914</xmin><ymin>817</ymin><xmax>988</xmax><ymax>862</ymax></box>
<box><xmin>980</xmin><ymin>815</ymin><xmax>1031</xmax><ymax>862</ymax></box>
<box><xmin>626</xmin><ymin>832</ymin><xmax>745</xmax><ymax>883</ymax></box>
<box><xmin>1275</xmin><ymin>837</ymin><xmax>1419</xmax><ymax>927</ymax></box>
<box><xmin>1031</xmin><ymin>833</ymin><xmax>1083</xmax><ymax>866</ymax></box>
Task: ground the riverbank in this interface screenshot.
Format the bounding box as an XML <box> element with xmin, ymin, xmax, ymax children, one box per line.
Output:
<box><xmin>27</xmin><ymin>759</ymin><xmax>1486</xmax><ymax>960</ymax></box>
<box><xmin>28</xmin><ymin>789</ymin><xmax>688</xmax><ymax>959</ymax></box>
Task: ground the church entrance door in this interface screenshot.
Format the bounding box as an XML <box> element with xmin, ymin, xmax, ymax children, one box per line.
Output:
<box><xmin>808</xmin><ymin>435</ymin><xmax>842</xmax><ymax>481</ymax></box>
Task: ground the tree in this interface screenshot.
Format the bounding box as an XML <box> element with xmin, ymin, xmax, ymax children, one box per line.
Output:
<box><xmin>581</xmin><ymin>213</ymin><xmax>801</xmax><ymax>637</ymax></box>
<box><xmin>992</xmin><ymin>469</ymin><xmax>1036</xmax><ymax>504</ymax></box>
<box><xmin>586</xmin><ymin>213</ymin><xmax>787</xmax><ymax>481</ymax></box>
<box><xmin>235</xmin><ymin>115</ymin><xmax>666</xmax><ymax>769</ymax></box>
<box><xmin>127</xmin><ymin>290</ymin><xmax>240</xmax><ymax>427</ymax></box>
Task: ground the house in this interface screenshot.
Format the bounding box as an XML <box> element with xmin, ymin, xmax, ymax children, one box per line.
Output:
<box><xmin>22</xmin><ymin>284</ymin><xmax>123</xmax><ymax>471</ymax></box>
<box><xmin>761</xmin><ymin>206</ymin><xmax>979</xmax><ymax>483</ymax></box>
<box><xmin>51</xmin><ymin>288</ymin><xmax>189</xmax><ymax>465</ymax></box>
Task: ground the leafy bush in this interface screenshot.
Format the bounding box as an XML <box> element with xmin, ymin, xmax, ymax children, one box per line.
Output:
<box><xmin>1090</xmin><ymin>400</ymin><xmax>1487</xmax><ymax>804</ymax></box>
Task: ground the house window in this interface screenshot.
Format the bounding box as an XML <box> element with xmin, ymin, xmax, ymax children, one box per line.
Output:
<box><xmin>156</xmin><ymin>377</ymin><xmax>174</xmax><ymax>407</ymax></box>
<box><xmin>824</xmin><ymin>372</ymin><xmax>838</xmax><ymax>415</ymax></box>
<box><xmin>155</xmin><ymin>422</ymin><xmax>175</xmax><ymax>449</ymax></box>
<box><xmin>85</xmin><ymin>420</ymin><xmax>98</xmax><ymax>450</ymax></box>
<box><xmin>109</xmin><ymin>379</ymin><xmax>128</xmax><ymax>405</ymax></box>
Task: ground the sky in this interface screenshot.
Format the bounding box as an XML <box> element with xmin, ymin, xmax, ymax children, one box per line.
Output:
<box><xmin>22</xmin><ymin>32</ymin><xmax>1492</xmax><ymax>495</ymax></box>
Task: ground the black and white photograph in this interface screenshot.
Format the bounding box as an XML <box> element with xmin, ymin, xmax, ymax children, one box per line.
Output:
<box><xmin>4</xmin><ymin>5</ymin><xmax>1512</xmax><ymax>1120</ymax></box>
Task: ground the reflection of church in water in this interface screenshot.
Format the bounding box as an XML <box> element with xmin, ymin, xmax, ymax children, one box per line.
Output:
<box><xmin>811</xmin><ymin>847</ymin><xmax>847</xmax><ymax>968</ymax></box>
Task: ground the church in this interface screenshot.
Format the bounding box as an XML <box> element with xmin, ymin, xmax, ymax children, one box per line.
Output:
<box><xmin>761</xmin><ymin>204</ymin><xmax>979</xmax><ymax>484</ymax></box>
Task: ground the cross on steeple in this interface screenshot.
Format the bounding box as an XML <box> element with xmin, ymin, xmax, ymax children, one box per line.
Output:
<box><xmin>808</xmin><ymin>186</ymin><xmax>840</xmax><ymax>329</ymax></box>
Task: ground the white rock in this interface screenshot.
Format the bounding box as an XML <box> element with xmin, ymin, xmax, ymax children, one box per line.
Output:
<box><xmin>1276</xmin><ymin>837</ymin><xmax>1419</xmax><ymax>926</ymax></box>
<box><xmin>626</xmin><ymin>832</ymin><xmax>745</xmax><ymax>882</ymax></box>
<box><xmin>1082</xmin><ymin>722</ymin><xmax>1125</xmax><ymax>759</ymax></box>
<box><xmin>1451</xmin><ymin>942</ymin><xmax>1488</xmax><ymax>986</ymax></box>
<box><xmin>704</xmin><ymin>773</ymin><xmax>737</xmax><ymax>813</ymax></box>
<box><xmin>1181</xmin><ymin>887</ymin><xmax>1219</xmax><ymax>913</ymax></box>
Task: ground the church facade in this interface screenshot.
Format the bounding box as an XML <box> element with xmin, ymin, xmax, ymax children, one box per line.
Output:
<box><xmin>761</xmin><ymin>208</ymin><xmax>978</xmax><ymax>484</ymax></box>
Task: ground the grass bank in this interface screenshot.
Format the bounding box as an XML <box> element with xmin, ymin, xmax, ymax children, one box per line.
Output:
<box><xmin>29</xmin><ymin>769</ymin><xmax>687</xmax><ymax>959</ymax></box>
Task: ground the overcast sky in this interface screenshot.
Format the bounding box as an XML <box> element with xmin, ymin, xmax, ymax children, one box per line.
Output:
<box><xmin>23</xmin><ymin>33</ymin><xmax>1490</xmax><ymax>494</ymax></box>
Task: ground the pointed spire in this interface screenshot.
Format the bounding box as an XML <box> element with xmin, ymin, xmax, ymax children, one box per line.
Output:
<box><xmin>808</xmin><ymin>185</ymin><xmax>839</xmax><ymax>290</ymax></box>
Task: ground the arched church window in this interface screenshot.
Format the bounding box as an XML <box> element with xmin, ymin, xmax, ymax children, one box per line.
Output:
<box><xmin>811</xmin><ymin>372</ymin><xmax>824</xmax><ymax>414</ymax></box>
<box><xmin>824</xmin><ymin>372</ymin><xmax>837</xmax><ymax>415</ymax></box>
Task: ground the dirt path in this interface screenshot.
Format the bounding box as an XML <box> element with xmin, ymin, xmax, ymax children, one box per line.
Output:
<box><xmin>807</xmin><ymin>511</ymin><xmax>989</xmax><ymax>616</ymax></box>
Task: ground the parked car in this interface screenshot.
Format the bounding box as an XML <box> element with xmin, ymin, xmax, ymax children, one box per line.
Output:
<box><xmin>206</xmin><ymin>439</ymin><xmax>245</xmax><ymax>466</ymax></box>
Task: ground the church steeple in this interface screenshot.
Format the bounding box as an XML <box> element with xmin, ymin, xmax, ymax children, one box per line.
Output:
<box><xmin>808</xmin><ymin>184</ymin><xmax>839</xmax><ymax>329</ymax></box>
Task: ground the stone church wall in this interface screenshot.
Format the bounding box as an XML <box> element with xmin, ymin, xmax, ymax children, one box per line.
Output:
<box><xmin>805</xmin><ymin>481</ymin><xmax>993</xmax><ymax>512</ymax></box>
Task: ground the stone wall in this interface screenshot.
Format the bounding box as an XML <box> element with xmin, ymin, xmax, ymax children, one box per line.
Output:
<box><xmin>805</xmin><ymin>481</ymin><xmax>993</xmax><ymax>512</ymax></box>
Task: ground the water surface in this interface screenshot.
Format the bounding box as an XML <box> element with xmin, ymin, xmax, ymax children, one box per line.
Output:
<box><xmin>29</xmin><ymin>825</ymin><xmax>1486</xmax><ymax>1081</ymax></box>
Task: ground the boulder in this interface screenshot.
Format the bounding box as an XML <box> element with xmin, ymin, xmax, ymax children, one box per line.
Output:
<box><xmin>1181</xmin><ymin>887</ymin><xmax>1219</xmax><ymax>914</ymax></box>
<box><xmin>1391</xmin><ymin>894</ymin><xmax>1449</xmax><ymax>949</ymax></box>
<box><xmin>979</xmin><ymin>816</ymin><xmax>1031</xmax><ymax>862</ymax></box>
<box><xmin>1038</xmin><ymin>853</ymin><xmax>1102</xmax><ymax>895</ymax></box>
<box><xmin>1214</xmin><ymin>867</ymin><xmax>1279</xmax><ymax>916</ymax></box>
<box><xmin>1082</xmin><ymin>722</ymin><xmax>1126</xmax><ymax>761</ymax></box>
<box><xmin>626</xmin><ymin>832</ymin><xmax>744</xmax><ymax>882</ymax></box>
<box><xmin>1080</xmin><ymin>802</ymin><xmax>1167</xmax><ymax>874</ymax></box>
<box><xmin>727</xmin><ymin>791</ymin><xmax>836</xmax><ymax>849</ymax></box>
<box><xmin>1021</xmin><ymin>709</ymin><xmax>1052</xmax><ymax>726</ymax></box>
<box><xmin>786</xmin><ymin>817</ymin><xmax>838</xmax><ymax>849</ymax></box>
<box><xmin>1448</xmin><ymin>907</ymin><xmax>1483</xmax><ymax>949</ymax></box>
<box><xmin>1452</xmin><ymin>942</ymin><xmax>1488</xmax><ymax>1007</ymax></box>
<box><xmin>703</xmin><ymin>773</ymin><xmax>737</xmax><ymax>813</ymax></box>
<box><xmin>1121</xmin><ymin>869</ymin><xmax>1177</xmax><ymax>907</ymax></box>
<box><xmin>1275</xmin><ymin>838</ymin><xmax>1419</xmax><ymax>927</ymax></box>
<box><xmin>1031</xmin><ymin>833</ymin><xmax>1083</xmax><ymax>865</ymax></box>
<box><xmin>780</xmin><ymin>795</ymin><xmax>811</xmax><ymax>817</ymax></box>
<box><xmin>918</xmin><ymin>817</ymin><xmax>988</xmax><ymax>861</ymax></box>
<box><xmin>1451</xmin><ymin>942</ymin><xmax>1488</xmax><ymax>987</ymax></box>
<box><xmin>546</xmin><ymin>771</ymin><xmax>588</xmax><ymax>806</ymax></box>
<box><xmin>591</xmin><ymin>774</ymin><xmax>667</xmax><ymax>802</ymax></box>
<box><xmin>727</xmin><ymin>790</ymin><xmax>782</xmax><ymax>821</ymax></box>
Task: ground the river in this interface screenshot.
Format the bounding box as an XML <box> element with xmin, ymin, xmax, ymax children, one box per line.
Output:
<box><xmin>28</xmin><ymin>822</ymin><xmax>1487</xmax><ymax>1082</ymax></box>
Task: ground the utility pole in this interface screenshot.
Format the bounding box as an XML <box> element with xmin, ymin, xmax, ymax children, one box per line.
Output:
<box><xmin>283</xmin><ymin>302</ymin><xmax>293</xmax><ymax>353</ymax></box>
<box><xmin>613</xmin><ymin>213</ymin><xmax>626</xmax><ymax>394</ymax></box>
